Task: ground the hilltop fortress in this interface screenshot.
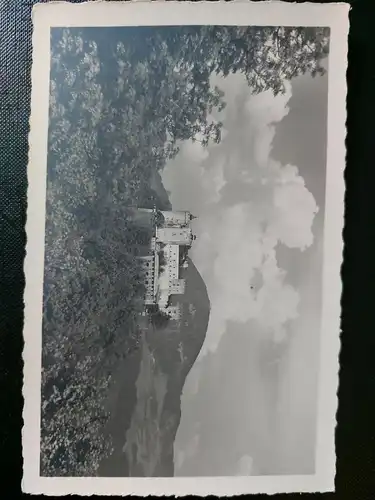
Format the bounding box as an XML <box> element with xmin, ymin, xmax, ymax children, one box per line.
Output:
<box><xmin>137</xmin><ymin>208</ymin><xmax>197</xmax><ymax>321</ymax></box>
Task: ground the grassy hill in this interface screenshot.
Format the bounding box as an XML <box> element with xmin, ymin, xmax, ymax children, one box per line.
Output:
<box><xmin>98</xmin><ymin>258</ymin><xmax>210</xmax><ymax>477</ymax></box>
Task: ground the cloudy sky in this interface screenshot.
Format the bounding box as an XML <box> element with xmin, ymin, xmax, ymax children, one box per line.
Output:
<box><xmin>161</xmin><ymin>66</ymin><xmax>328</xmax><ymax>476</ymax></box>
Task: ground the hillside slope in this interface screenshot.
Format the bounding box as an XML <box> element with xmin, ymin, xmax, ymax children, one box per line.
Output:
<box><xmin>98</xmin><ymin>258</ymin><xmax>210</xmax><ymax>477</ymax></box>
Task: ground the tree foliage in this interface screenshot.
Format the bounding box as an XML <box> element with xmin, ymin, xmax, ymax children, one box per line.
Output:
<box><xmin>42</xmin><ymin>25</ymin><xmax>329</xmax><ymax>476</ymax></box>
<box><xmin>153</xmin><ymin>210</ymin><xmax>166</xmax><ymax>228</ymax></box>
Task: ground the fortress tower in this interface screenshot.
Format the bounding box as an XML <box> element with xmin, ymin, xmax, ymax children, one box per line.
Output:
<box><xmin>137</xmin><ymin>207</ymin><xmax>196</xmax><ymax>227</ymax></box>
<box><xmin>156</xmin><ymin>227</ymin><xmax>195</xmax><ymax>246</ymax></box>
<box><xmin>160</xmin><ymin>210</ymin><xmax>196</xmax><ymax>227</ymax></box>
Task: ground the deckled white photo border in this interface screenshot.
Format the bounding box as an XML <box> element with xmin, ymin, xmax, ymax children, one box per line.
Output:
<box><xmin>23</xmin><ymin>1</ymin><xmax>349</xmax><ymax>495</ymax></box>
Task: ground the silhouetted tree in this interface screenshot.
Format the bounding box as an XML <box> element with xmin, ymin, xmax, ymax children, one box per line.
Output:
<box><xmin>153</xmin><ymin>210</ymin><xmax>165</xmax><ymax>228</ymax></box>
<box><xmin>150</xmin><ymin>310</ymin><xmax>171</xmax><ymax>329</ymax></box>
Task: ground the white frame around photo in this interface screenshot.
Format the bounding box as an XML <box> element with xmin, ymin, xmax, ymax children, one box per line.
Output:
<box><xmin>23</xmin><ymin>1</ymin><xmax>349</xmax><ymax>495</ymax></box>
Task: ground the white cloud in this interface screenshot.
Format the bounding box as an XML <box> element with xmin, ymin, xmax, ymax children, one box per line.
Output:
<box><xmin>192</xmin><ymin>204</ymin><xmax>263</xmax><ymax>352</ymax></box>
<box><xmin>172</xmin><ymin>70</ymin><xmax>327</xmax><ymax>479</ymax></box>
<box><xmin>246</xmin><ymin>82</ymin><xmax>292</xmax><ymax>166</ymax></box>
<box><xmin>181</xmin><ymin>140</ymin><xmax>209</xmax><ymax>163</ymax></box>
<box><xmin>268</xmin><ymin>163</ymin><xmax>319</xmax><ymax>250</ymax></box>
<box><xmin>162</xmin><ymin>74</ymin><xmax>318</xmax><ymax>356</ymax></box>
<box><xmin>246</xmin><ymin>81</ymin><xmax>292</xmax><ymax>127</ymax></box>
<box><xmin>255</xmin><ymin>250</ymin><xmax>300</xmax><ymax>340</ymax></box>
<box><xmin>206</xmin><ymin>161</ymin><xmax>226</xmax><ymax>203</ymax></box>
<box><xmin>192</xmin><ymin>203</ymin><xmax>302</xmax><ymax>354</ymax></box>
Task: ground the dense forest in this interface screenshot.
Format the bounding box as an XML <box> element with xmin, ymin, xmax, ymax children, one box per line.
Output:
<box><xmin>41</xmin><ymin>25</ymin><xmax>329</xmax><ymax>476</ymax></box>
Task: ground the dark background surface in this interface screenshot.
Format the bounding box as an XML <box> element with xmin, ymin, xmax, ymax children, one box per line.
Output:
<box><xmin>0</xmin><ymin>0</ymin><xmax>374</xmax><ymax>497</ymax></box>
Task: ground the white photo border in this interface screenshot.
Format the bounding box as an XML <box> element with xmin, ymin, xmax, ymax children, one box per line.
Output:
<box><xmin>23</xmin><ymin>1</ymin><xmax>349</xmax><ymax>495</ymax></box>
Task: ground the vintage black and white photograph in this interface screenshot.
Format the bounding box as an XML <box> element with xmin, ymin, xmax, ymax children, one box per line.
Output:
<box><xmin>22</xmin><ymin>1</ymin><xmax>348</xmax><ymax>496</ymax></box>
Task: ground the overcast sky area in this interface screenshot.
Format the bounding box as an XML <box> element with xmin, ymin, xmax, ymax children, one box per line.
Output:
<box><xmin>161</xmin><ymin>64</ymin><xmax>328</xmax><ymax>476</ymax></box>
